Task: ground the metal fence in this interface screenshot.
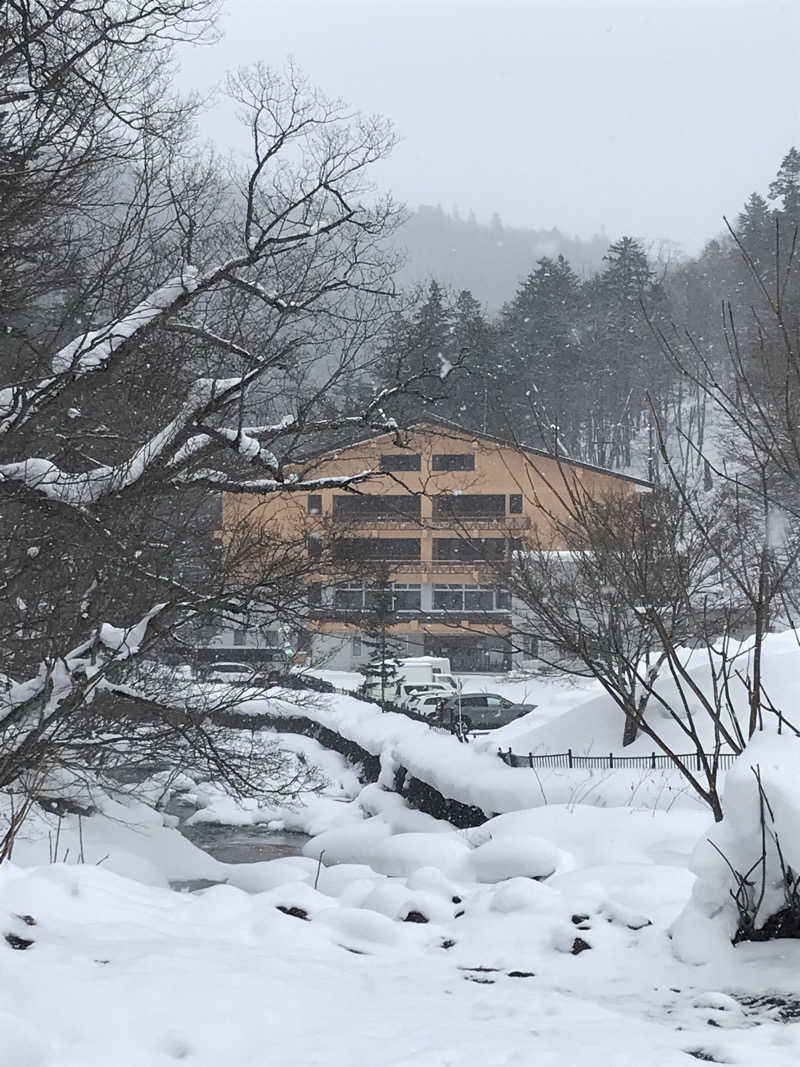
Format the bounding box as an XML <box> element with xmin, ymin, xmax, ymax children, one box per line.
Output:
<box><xmin>497</xmin><ymin>747</ymin><xmax>740</xmax><ymax>771</ymax></box>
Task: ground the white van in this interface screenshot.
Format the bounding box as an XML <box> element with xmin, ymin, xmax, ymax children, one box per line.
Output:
<box><xmin>393</xmin><ymin>656</ymin><xmax>460</xmax><ymax>695</ymax></box>
<box><xmin>364</xmin><ymin>656</ymin><xmax>460</xmax><ymax>703</ymax></box>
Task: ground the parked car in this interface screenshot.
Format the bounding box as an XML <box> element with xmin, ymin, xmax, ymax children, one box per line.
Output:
<box><xmin>438</xmin><ymin>692</ymin><xmax>537</xmax><ymax>732</ymax></box>
<box><xmin>203</xmin><ymin>661</ymin><xmax>255</xmax><ymax>684</ymax></box>
<box><xmin>406</xmin><ymin>691</ymin><xmax>449</xmax><ymax>719</ymax></box>
<box><xmin>395</xmin><ymin>681</ymin><xmax>453</xmax><ymax>708</ymax></box>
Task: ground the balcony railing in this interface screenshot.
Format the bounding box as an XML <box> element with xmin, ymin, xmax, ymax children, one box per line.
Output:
<box><xmin>331</xmin><ymin>516</ymin><xmax>524</xmax><ymax>530</ymax></box>
<box><xmin>308</xmin><ymin>607</ymin><xmax>512</xmax><ymax>624</ymax></box>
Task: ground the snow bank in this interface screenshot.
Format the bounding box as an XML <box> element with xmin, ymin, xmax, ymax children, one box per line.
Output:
<box><xmin>495</xmin><ymin>629</ymin><xmax>800</xmax><ymax>757</ymax></box>
<box><xmin>235</xmin><ymin>688</ymin><xmax>705</xmax><ymax>818</ymax></box>
<box><xmin>672</xmin><ymin>732</ymin><xmax>800</xmax><ymax>964</ymax></box>
<box><xmin>4</xmin><ymin>793</ymin><xmax>222</xmax><ymax>888</ymax></box>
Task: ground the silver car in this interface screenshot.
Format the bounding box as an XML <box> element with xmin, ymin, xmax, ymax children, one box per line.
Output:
<box><xmin>439</xmin><ymin>692</ymin><xmax>537</xmax><ymax>731</ymax></box>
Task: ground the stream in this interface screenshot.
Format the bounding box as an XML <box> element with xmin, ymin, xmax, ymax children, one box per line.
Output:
<box><xmin>168</xmin><ymin>795</ymin><xmax>310</xmax><ymax>888</ymax></box>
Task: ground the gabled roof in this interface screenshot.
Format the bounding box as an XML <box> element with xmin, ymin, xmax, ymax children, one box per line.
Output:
<box><xmin>303</xmin><ymin>415</ymin><xmax>653</xmax><ymax>488</ymax></box>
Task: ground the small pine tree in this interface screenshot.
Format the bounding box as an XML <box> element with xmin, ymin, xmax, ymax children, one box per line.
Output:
<box><xmin>361</xmin><ymin>580</ymin><xmax>403</xmax><ymax>706</ymax></box>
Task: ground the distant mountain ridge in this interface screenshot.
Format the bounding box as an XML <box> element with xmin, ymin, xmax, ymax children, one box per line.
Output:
<box><xmin>395</xmin><ymin>205</ymin><xmax>610</xmax><ymax>309</ymax></box>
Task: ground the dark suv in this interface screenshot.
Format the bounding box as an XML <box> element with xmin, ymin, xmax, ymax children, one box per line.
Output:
<box><xmin>439</xmin><ymin>692</ymin><xmax>537</xmax><ymax>732</ymax></box>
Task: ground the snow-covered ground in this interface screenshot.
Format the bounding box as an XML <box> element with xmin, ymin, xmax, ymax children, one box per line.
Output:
<box><xmin>5</xmin><ymin>642</ymin><xmax>800</xmax><ymax>1065</ymax></box>
<box><xmin>4</xmin><ymin>784</ymin><xmax>800</xmax><ymax>1066</ymax></box>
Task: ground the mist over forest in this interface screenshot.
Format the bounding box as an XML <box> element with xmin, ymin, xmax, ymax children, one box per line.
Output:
<box><xmin>397</xmin><ymin>205</ymin><xmax>611</xmax><ymax>308</ymax></box>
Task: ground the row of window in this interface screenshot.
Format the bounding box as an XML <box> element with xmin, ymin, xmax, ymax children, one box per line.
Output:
<box><xmin>431</xmin><ymin>584</ymin><xmax>511</xmax><ymax>612</ymax></box>
<box><xmin>331</xmin><ymin>582</ymin><xmax>422</xmax><ymax>612</ymax></box>
<box><xmin>310</xmin><ymin>493</ymin><xmax>524</xmax><ymax>518</ymax></box>
<box><xmin>317</xmin><ymin>582</ymin><xmax>511</xmax><ymax>614</ymax></box>
<box><xmin>380</xmin><ymin>452</ymin><xmax>476</xmax><ymax>472</ymax></box>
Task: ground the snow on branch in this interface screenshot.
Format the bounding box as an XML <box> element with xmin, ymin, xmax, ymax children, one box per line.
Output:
<box><xmin>0</xmin><ymin>375</ymin><xmax>244</xmax><ymax>506</ymax></box>
<box><xmin>0</xmin><ymin>604</ymin><xmax>167</xmax><ymax>733</ymax></box>
<box><xmin>0</xmin><ymin>268</ymin><xmax>201</xmax><ymax>436</ymax></box>
<box><xmin>51</xmin><ymin>269</ymin><xmax>201</xmax><ymax>376</ymax></box>
<box><xmin>180</xmin><ymin>469</ymin><xmax>376</xmax><ymax>494</ymax></box>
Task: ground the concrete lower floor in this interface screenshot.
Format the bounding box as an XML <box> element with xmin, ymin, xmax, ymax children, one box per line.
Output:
<box><xmin>309</xmin><ymin>627</ymin><xmax>518</xmax><ymax>673</ymax></box>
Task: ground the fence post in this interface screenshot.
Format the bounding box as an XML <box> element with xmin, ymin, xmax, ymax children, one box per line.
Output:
<box><xmin>651</xmin><ymin>751</ymin><xmax>656</xmax><ymax>769</ymax></box>
<box><xmin>568</xmin><ymin>748</ymin><xmax>573</xmax><ymax>769</ymax></box>
<box><xmin>528</xmin><ymin>752</ymin><xmax>533</xmax><ymax>768</ymax></box>
<box><xmin>609</xmin><ymin>752</ymin><xmax>613</xmax><ymax>769</ymax></box>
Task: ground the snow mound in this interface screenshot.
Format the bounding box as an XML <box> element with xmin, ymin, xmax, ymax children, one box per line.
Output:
<box><xmin>489</xmin><ymin>877</ymin><xmax>560</xmax><ymax>914</ymax></box>
<box><xmin>225</xmin><ymin>858</ymin><xmax>314</xmax><ymax>893</ymax></box>
<box><xmin>673</xmin><ymin>732</ymin><xmax>800</xmax><ymax>964</ymax></box>
<box><xmin>360</xmin><ymin>882</ymin><xmax>455</xmax><ymax>924</ymax></box>
<box><xmin>313</xmin><ymin>863</ymin><xmax>383</xmax><ymax>898</ymax></box>
<box><xmin>467</xmin><ymin>835</ymin><xmax>560</xmax><ymax>883</ymax></box>
<box><xmin>303</xmin><ymin>816</ymin><xmax>390</xmax><ymax>865</ymax></box>
<box><xmin>368</xmin><ymin>833</ymin><xmax>472</xmax><ymax>878</ymax></box>
<box><xmin>313</xmin><ymin>905</ymin><xmax>400</xmax><ymax>947</ymax></box>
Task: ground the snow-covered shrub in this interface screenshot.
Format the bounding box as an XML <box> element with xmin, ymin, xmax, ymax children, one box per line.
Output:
<box><xmin>672</xmin><ymin>732</ymin><xmax>800</xmax><ymax>962</ymax></box>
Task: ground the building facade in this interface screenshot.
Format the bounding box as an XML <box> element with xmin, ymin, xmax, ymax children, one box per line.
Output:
<box><xmin>220</xmin><ymin>421</ymin><xmax>650</xmax><ymax>673</ymax></box>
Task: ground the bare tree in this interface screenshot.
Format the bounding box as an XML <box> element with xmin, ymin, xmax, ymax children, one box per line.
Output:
<box><xmin>0</xmin><ymin>4</ymin><xmax>437</xmax><ymax>828</ymax></box>
<box><xmin>506</xmin><ymin>467</ymin><xmax>778</xmax><ymax>820</ymax></box>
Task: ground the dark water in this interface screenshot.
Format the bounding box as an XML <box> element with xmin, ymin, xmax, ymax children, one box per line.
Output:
<box><xmin>178</xmin><ymin>819</ymin><xmax>308</xmax><ymax>865</ymax></box>
<box><xmin>168</xmin><ymin>794</ymin><xmax>309</xmax><ymax>888</ymax></box>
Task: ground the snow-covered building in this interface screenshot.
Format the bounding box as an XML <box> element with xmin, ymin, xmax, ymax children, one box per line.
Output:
<box><xmin>221</xmin><ymin>420</ymin><xmax>650</xmax><ymax>673</ymax></box>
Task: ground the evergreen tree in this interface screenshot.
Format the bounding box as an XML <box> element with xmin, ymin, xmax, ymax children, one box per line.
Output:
<box><xmin>441</xmin><ymin>288</ymin><xmax>494</xmax><ymax>428</ymax></box>
<box><xmin>495</xmin><ymin>255</ymin><xmax>583</xmax><ymax>451</ymax></box>
<box><xmin>371</xmin><ymin>280</ymin><xmax>456</xmax><ymax>424</ymax></box>
<box><xmin>736</xmin><ymin>192</ymin><xmax>774</xmax><ymax>266</ymax></box>
<box><xmin>585</xmin><ymin>236</ymin><xmax>666</xmax><ymax>467</ymax></box>
<box><xmin>769</xmin><ymin>147</ymin><xmax>800</xmax><ymax>225</ymax></box>
<box><xmin>361</xmin><ymin>578</ymin><xmax>403</xmax><ymax>705</ymax></box>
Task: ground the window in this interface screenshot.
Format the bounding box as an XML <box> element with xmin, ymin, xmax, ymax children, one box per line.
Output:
<box><xmin>333</xmin><ymin>494</ymin><xmax>420</xmax><ymax>519</ymax></box>
<box><xmin>232</xmin><ymin>629</ymin><xmax>247</xmax><ymax>646</ymax></box>
<box><xmin>380</xmin><ymin>453</ymin><xmax>421</xmax><ymax>471</ymax></box>
<box><xmin>335</xmin><ymin>538</ymin><xmax>420</xmax><ymax>561</ymax></box>
<box><xmin>333</xmin><ymin>582</ymin><xmax>421</xmax><ymax>612</ymax></box>
<box><xmin>432</xmin><ymin>453</ymin><xmax>475</xmax><ymax>471</ymax></box>
<box><xmin>363</xmin><ymin>583</ymin><xmax>393</xmax><ymax>612</ymax></box>
<box><xmin>333</xmin><ymin>582</ymin><xmax>365</xmax><ymax>610</ymax></box>
<box><xmin>307</xmin><ymin>532</ymin><xmax>322</xmax><ymax>558</ymax></box>
<box><xmin>432</xmin><ymin>584</ymin><xmax>464</xmax><ymax>612</ymax></box>
<box><xmin>307</xmin><ymin>494</ymin><xmax>322</xmax><ymax>515</ymax></box>
<box><xmin>521</xmin><ymin>634</ymin><xmax>539</xmax><ymax>658</ymax></box>
<box><xmin>460</xmin><ymin>695</ymin><xmax>483</xmax><ymax>707</ymax></box>
<box><xmin>432</xmin><ymin>584</ymin><xmax>509</xmax><ymax>612</ymax></box>
<box><xmin>433</xmin><ymin>537</ymin><xmax>507</xmax><ymax>561</ymax></box>
<box><xmin>307</xmin><ymin>582</ymin><xmax>322</xmax><ymax>607</ymax></box>
<box><xmin>393</xmin><ymin>583</ymin><xmax>421</xmax><ymax>611</ymax></box>
<box><xmin>509</xmin><ymin>494</ymin><xmax>523</xmax><ymax>514</ymax></box>
<box><xmin>433</xmin><ymin>494</ymin><xmax>505</xmax><ymax>519</ymax></box>
<box><xmin>464</xmin><ymin>585</ymin><xmax>496</xmax><ymax>611</ymax></box>
<box><xmin>351</xmin><ymin>635</ymin><xmax>362</xmax><ymax>656</ymax></box>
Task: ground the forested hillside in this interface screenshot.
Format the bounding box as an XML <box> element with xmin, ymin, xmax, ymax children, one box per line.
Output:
<box><xmin>367</xmin><ymin>149</ymin><xmax>800</xmax><ymax>479</ymax></box>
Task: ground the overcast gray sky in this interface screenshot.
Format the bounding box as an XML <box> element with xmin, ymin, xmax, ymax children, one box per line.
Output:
<box><xmin>178</xmin><ymin>0</ymin><xmax>799</xmax><ymax>254</ymax></box>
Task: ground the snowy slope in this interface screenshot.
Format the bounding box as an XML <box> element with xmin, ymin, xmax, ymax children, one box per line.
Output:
<box><xmin>492</xmin><ymin>629</ymin><xmax>800</xmax><ymax>756</ymax></box>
